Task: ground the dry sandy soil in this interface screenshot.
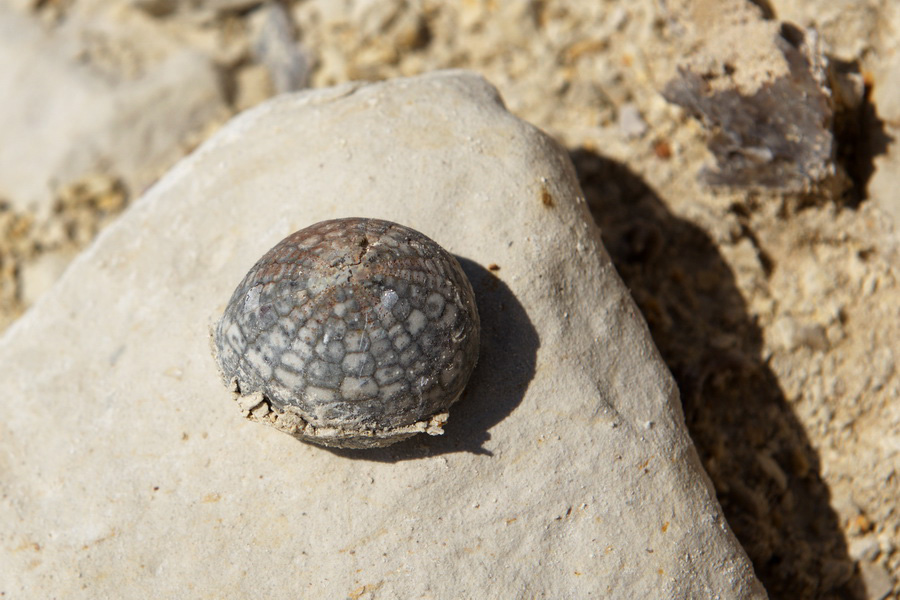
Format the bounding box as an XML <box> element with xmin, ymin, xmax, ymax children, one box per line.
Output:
<box><xmin>1</xmin><ymin>1</ymin><xmax>898</xmax><ymax>598</ymax></box>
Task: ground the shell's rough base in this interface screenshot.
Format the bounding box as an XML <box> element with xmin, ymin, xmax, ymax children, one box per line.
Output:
<box><xmin>228</xmin><ymin>378</ymin><xmax>449</xmax><ymax>449</ymax></box>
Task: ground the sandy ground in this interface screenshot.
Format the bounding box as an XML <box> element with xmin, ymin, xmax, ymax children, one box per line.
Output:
<box><xmin>1</xmin><ymin>1</ymin><xmax>898</xmax><ymax>598</ymax></box>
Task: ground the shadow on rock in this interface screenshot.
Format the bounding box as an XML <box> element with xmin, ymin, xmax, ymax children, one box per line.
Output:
<box><xmin>326</xmin><ymin>258</ymin><xmax>538</xmax><ymax>463</ymax></box>
<box><xmin>831</xmin><ymin>57</ymin><xmax>894</xmax><ymax>206</ymax></box>
<box><xmin>570</xmin><ymin>148</ymin><xmax>865</xmax><ymax>600</ymax></box>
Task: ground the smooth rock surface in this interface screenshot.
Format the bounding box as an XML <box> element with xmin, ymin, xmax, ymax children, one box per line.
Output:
<box><xmin>0</xmin><ymin>5</ymin><xmax>227</xmax><ymax>211</ymax></box>
<box><xmin>0</xmin><ymin>71</ymin><xmax>766</xmax><ymax>598</ymax></box>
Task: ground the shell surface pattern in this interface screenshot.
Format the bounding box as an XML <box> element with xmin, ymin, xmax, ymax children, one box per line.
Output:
<box><xmin>213</xmin><ymin>218</ymin><xmax>481</xmax><ymax>448</ymax></box>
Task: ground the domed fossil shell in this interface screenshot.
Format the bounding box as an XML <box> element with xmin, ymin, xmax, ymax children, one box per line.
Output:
<box><xmin>213</xmin><ymin>217</ymin><xmax>481</xmax><ymax>449</ymax></box>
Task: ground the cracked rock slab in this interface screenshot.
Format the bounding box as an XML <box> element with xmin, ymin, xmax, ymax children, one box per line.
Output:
<box><xmin>661</xmin><ymin>0</ymin><xmax>836</xmax><ymax>192</ymax></box>
<box><xmin>0</xmin><ymin>70</ymin><xmax>767</xmax><ymax>598</ymax></box>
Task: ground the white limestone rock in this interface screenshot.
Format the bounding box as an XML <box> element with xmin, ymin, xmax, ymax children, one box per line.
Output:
<box><xmin>0</xmin><ymin>6</ymin><xmax>227</xmax><ymax>212</ymax></box>
<box><xmin>0</xmin><ymin>71</ymin><xmax>767</xmax><ymax>598</ymax></box>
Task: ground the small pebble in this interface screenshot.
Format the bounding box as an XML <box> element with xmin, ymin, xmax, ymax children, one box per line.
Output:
<box><xmin>617</xmin><ymin>103</ymin><xmax>647</xmax><ymax>138</ymax></box>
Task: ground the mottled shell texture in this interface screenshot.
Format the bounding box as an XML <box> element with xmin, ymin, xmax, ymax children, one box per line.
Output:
<box><xmin>214</xmin><ymin>218</ymin><xmax>480</xmax><ymax>448</ymax></box>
